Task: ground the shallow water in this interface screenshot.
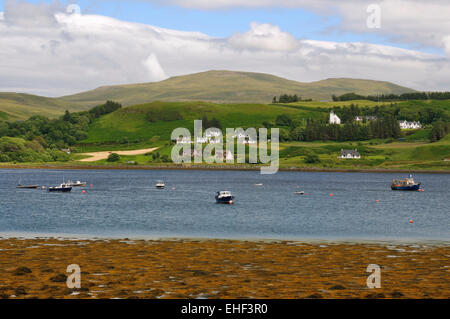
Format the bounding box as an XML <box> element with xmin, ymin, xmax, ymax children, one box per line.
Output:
<box><xmin>0</xmin><ymin>169</ymin><xmax>449</xmax><ymax>241</ymax></box>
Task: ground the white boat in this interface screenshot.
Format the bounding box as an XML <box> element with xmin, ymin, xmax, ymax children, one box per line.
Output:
<box><xmin>156</xmin><ymin>180</ymin><xmax>165</xmax><ymax>189</ymax></box>
<box><xmin>294</xmin><ymin>191</ymin><xmax>305</xmax><ymax>195</ymax></box>
<box><xmin>66</xmin><ymin>180</ymin><xmax>87</xmax><ymax>187</ymax></box>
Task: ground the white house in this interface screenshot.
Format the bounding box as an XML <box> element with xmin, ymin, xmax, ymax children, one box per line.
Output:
<box><xmin>355</xmin><ymin>115</ymin><xmax>377</xmax><ymax>122</ymax></box>
<box><xmin>177</xmin><ymin>137</ymin><xmax>192</xmax><ymax>144</ymax></box>
<box><xmin>399</xmin><ymin>120</ymin><xmax>422</xmax><ymax>130</ymax></box>
<box><xmin>196</xmin><ymin>137</ymin><xmax>208</xmax><ymax>144</ymax></box>
<box><xmin>205</xmin><ymin>131</ymin><xmax>222</xmax><ymax>138</ymax></box>
<box><xmin>329</xmin><ymin>111</ymin><xmax>341</xmax><ymax>125</ymax></box>
<box><xmin>339</xmin><ymin>149</ymin><xmax>361</xmax><ymax>159</ymax></box>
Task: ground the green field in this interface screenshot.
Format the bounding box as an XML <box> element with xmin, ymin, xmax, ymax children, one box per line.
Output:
<box><xmin>61</xmin><ymin>70</ymin><xmax>415</xmax><ymax>107</ymax></box>
<box><xmin>80</xmin><ymin>101</ymin><xmax>324</xmax><ymax>145</ymax></box>
<box><xmin>0</xmin><ymin>93</ymin><xmax>89</xmax><ymax>120</ymax></box>
<box><xmin>69</xmin><ymin>99</ymin><xmax>450</xmax><ymax>171</ymax></box>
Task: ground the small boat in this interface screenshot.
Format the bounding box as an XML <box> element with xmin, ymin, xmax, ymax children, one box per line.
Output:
<box><xmin>16</xmin><ymin>178</ymin><xmax>39</xmax><ymax>189</ymax></box>
<box><xmin>254</xmin><ymin>183</ymin><xmax>263</xmax><ymax>186</ymax></box>
<box><xmin>294</xmin><ymin>191</ymin><xmax>305</xmax><ymax>195</ymax></box>
<box><xmin>391</xmin><ymin>175</ymin><xmax>421</xmax><ymax>191</ymax></box>
<box><xmin>215</xmin><ymin>191</ymin><xmax>234</xmax><ymax>204</ymax></box>
<box><xmin>156</xmin><ymin>180</ymin><xmax>165</xmax><ymax>189</ymax></box>
<box><xmin>66</xmin><ymin>180</ymin><xmax>87</xmax><ymax>187</ymax></box>
<box><xmin>17</xmin><ymin>184</ymin><xmax>40</xmax><ymax>189</ymax></box>
<box><xmin>48</xmin><ymin>183</ymin><xmax>72</xmax><ymax>193</ymax></box>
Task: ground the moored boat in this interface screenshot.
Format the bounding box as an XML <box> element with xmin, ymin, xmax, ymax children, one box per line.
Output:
<box><xmin>215</xmin><ymin>191</ymin><xmax>234</xmax><ymax>204</ymax></box>
<box><xmin>156</xmin><ymin>180</ymin><xmax>165</xmax><ymax>189</ymax></box>
<box><xmin>391</xmin><ymin>175</ymin><xmax>421</xmax><ymax>191</ymax></box>
<box><xmin>16</xmin><ymin>178</ymin><xmax>39</xmax><ymax>189</ymax></box>
<box><xmin>17</xmin><ymin>184</ymin><xmax>40</xmax><ymax>189</ymax></box>
<box><xmin>48</xmin><ymin>183</ymin><xmax>72</xmax><ymax>193</ymax></box>
<box><xmin>66</xmin><ymin>180</ymin><xmax>87</xmax><ymax>187</ymax></box>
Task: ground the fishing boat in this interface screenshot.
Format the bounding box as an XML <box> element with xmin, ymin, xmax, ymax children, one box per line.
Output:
<box><xmin>16</xmin><ymin>178</ymin><xmax>40</xmax><ymax>189</ymax></box>
<box><xmin>66</xmin><ymin>180</ymin><xmax>87</xmax><ymax>187</ymax></box>
<box><xmin>156</xmin><ymin>180</ymin><xmax>165</xmax><ymax>189</ymax></box>
<box><xmin>391</xmin><ymin>175</ymin><xmax>421</xmax><ymax>191</ymax></box>
<box><xmin>215</xmin><ymin>191</ymin><xmax>234</xmax><ymax>204</ymax></box>
<box><xmin>48</xmin><ymin>183</ymin><xmax>72</xmax><ymax>192</ymax></box>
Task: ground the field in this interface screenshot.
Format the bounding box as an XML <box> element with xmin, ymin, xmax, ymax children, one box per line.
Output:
<box><xmin>1</xmin><ymin>97</ymin><xmax>449</xmax><ymax>171</ymax></box>
<box><xmin>0</xmin><ymin>93</ymin><xmax>89</xmax><ymax>121</ymax></box>
<box><xmin>80</xmin><ymin>101</ymin><xmax>324</xmax><ymax>145</ymax></box>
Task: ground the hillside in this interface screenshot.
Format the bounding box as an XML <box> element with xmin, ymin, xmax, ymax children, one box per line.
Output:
<box><xmin>61</xmin><ymin>70</ymin><xmax>416</xmax><ymax>107</ymax></box>
<box><xmin>0</xmin><ymin>93</ymin><xmax>90</xmax><ymax>121</ymax></box>
<box><xmin>80</xmin><ymin>100</ymin><xmax>324</xmax><ymax>145</ymax></box>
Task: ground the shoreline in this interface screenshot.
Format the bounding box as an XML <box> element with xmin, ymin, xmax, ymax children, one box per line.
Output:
<box><xmin>1</xmin><ymin>237</ymin><xmax>448</xmax><ymax>299</ymax></box>
<box><xmin>1</xmin><ymin>163</ymin><xmax>450</xmax><ymax>174</ymax></box>
<box><xmin>1</xmin><ymin>232</ymin><xmax>449</xmax><ymax>246</ymax></box>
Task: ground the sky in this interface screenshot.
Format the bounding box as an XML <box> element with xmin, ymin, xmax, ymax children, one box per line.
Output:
<box><xmin>0</xmin><ymin>0</ymin><xmax>450</xmax><ymax>96</ymax></box>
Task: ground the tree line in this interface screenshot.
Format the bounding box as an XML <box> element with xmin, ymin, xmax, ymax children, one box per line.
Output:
<box><xmin>272</xmin><ymin>94</ymin><xmax>312</xmax><ymax>103</ymax></box>
<box><xmin>332</xmin><ymin>92</ymin><xmax>450</xmax><ymax>102</ymax></box>
<box><xmin>0</xmin><ymin>101</ymin><xmax>122</xmax><ymax>149</ymax></box>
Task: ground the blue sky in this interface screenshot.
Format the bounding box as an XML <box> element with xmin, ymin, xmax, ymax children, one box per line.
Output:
<box><xmin>1</xmin><ymin>0</ymin><xmax>450</xmax><ymax>95</ymax></box>
<box><xmin>0</xmin><ymin>0</ymin><xmax>440</xmax><ymax>54</ymax></box>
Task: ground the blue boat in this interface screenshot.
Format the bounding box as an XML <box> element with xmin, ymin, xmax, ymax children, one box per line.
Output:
<box><xmin>215</xmin><ymin>191</ymin><xmax>234</xmax><ymax>204</ymax></box>
<box><xmin>391</xmin><ymin>175</ymin><xmax>421</xmax><ymax>191</ymax></box>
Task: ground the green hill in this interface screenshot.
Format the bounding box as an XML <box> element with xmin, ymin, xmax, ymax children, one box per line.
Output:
<box><xmin>81</xmin><ymin>100</ymin><xmax>324</xmax><ymax>145</ymax></box>
<box><xmin>0</xmin><ymin>93</ymin><xmax>90</xmax><ymax>121</ymax></box>
<box><xmin>61</xmin><ymin>70</ymin><xmax>416</xmax><ymax>107</ymax></box>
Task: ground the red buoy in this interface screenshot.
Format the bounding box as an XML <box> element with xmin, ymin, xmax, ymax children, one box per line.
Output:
<box><xmin>329</xmin><ymin>193</ymin><xmax>333</xmax><ymax>197</ymax></box>
<box><xmin>82</xmin><ymin>190</ymin><xmax>86</xmax><ymax>194</ymax></box>
<box><xmin>409</xmin><ymin>219</ymin><xmax>414</xmax><ymax>224</ymax></box>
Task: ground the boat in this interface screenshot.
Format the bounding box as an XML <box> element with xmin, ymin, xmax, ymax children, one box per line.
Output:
<box><xmin>16</xmin><ymin>178</ymin><xmax>39</xmax><ymax>189</ymax></box>
<box><xmin>391</xmin><ymin>175</ymin><xmax>421</xmax><ymax>191</ymax></box>
<box><xmin>294</xmin><ymin>191</ymin><xmax>305</xmax><ymax>195</ymax></box>
<box><xmin>48</xmin><ymin>183</ymin><xmax>72</xmax><ymax>193</ymax></box>
<box><xmin>66</xmin><ymin>180</ymin><xmax>87</xmax><ymax>187</ymax></box>
<box><xmin>156</xmin><ymin>180</ymin><xmax>165</xmax><ymax>189</ymax></box>
<box><xmin>17</xmin><ymin>184</ymin><xmax>40</xmax><ymax>189</ymax></box>
<box><xmin>215</xmin><ymin>191</ymin><xmax>234</xmax><ymax>204</ymax></box>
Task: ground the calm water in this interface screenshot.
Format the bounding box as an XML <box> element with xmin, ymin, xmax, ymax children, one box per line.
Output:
<box><xmin>0</xmin><ymin>169</ymin><xmax>449</xmax><ymax>241</ymax></box>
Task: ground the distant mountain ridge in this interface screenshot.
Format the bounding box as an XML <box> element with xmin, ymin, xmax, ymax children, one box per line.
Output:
<box><xmin>61</xmin><ymin>70</ymin><xmax>416</xmax><ymax>107</ymax></box>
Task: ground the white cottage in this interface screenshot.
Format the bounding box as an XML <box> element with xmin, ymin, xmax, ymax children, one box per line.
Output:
<box><xmin>399</xmin><ymin>120</ymin><xmax>422</xmax><ymax>130</ymax></box>
<box><xmin>339</xmin><ymin>149</ymin><xmax>361</xmax><ymax>159</ymax></box>
<box><xmin>329</xmin><ymin>111</ymin><xmax>341</xmax><ymax>125</ymax></box>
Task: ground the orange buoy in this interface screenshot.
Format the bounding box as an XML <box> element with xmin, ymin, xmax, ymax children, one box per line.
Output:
<box><xmin>229</xmin><ymin>200</ymin><xmax>233</xmax><ymax>205</ymax></box>
<box><xmin>409</xmin><ymin>219</ymin><xmax>414</xmax><ymax>224</ymax></box>
<box><xmin>376</xmin><ymin>200</ymin><xmax>379</xmax><ymax>203</ymax></box>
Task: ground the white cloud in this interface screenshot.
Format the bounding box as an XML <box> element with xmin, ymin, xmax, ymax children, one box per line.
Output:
<box><xmin>142</xmin><ymin>53</ymin><xmax>168</xmax><ymax>81</ymax></box>
<box><xmin>228</xmin><ymin>22</ymin><xmax>298</xmax><ymax>51</ymax></box>
<box><xmin>150</xmin><ymin>0</ymin><xmax>450</xmax><ymax>55</ymax></box>
<box><xmin>0</xmin><ymin>0</ymin><xmax>450</xmax><ymax>97</ymax></box>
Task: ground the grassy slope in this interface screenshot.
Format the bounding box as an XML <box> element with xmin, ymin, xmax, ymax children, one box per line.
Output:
<box><xmin>0</xmin><ymin>93</ymin><xmax>89</xmax><ymax>121</ymax></box>
<box><xmin>61</xmin><ymin>70</ymin><xmax>416</xmax><ymax>107</ymax></box>
<box><xmin>81</xmin><ymin>101</ymin><xmax>324</xmax><ymax>145</ymax></box>
<box><xmin>76</xmin><ymin>99</ymin><xmax>449</xmax><ymax>170</ymax></box>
